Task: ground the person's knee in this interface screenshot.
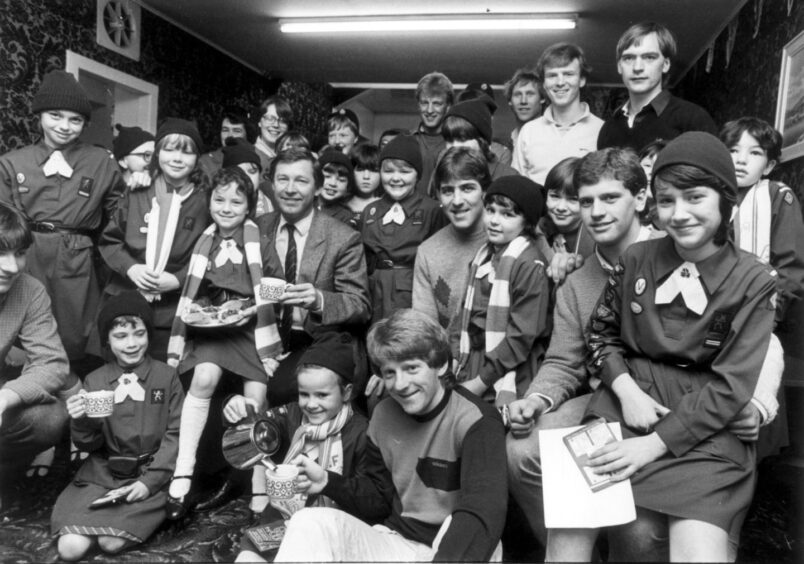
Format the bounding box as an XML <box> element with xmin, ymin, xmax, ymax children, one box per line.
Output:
<box><xmin>191</xmin><ymin>365</ymin><xmax>222</xmax><ymax>395</ymax></box>
<box><xmin>98</xmin><ymin>535</ymin><xmax>131</xmax><ymax>554</ymax></box>
<box><xmin>506</xmin><ymin>432</ymin><xmax>541</xmax><ymax>479</ymax></box>
<box><xmin>58</xmin><ymin>534</ymin><xmax>93</xmax><ymax>561</ymax></box>
<box><xmin>609</xmin><ymin>513</ymin><xmax>669</xmax><ymax>561</ymax></box>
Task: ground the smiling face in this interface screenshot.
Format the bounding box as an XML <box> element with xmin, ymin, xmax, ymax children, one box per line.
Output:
<box><xmin>578</xmin><ymin>178</ymin><xmax>646</xmax><ymax>255</ymax></box>
<box><xmin>654</xmin><ymin>181</ymin><xmax>722</xmax><ymax>262</ymax></box>
<box><xmin>259</xmin><ymin>104</ymin><xmax>289</xmax><ymax>146</ymax></box>
<box><xmin>120</xmin><ymin>140</ymin><xmax>154</xmax><ymax>173</ymax></box>
<box><xmin>381</xmin><ymin>159</ymin><xmax>418</xmax><ymax>201</ymax></box>
<box><xmin>543</xmin><ymin>59</ymin><xmax>585</xmax><ymax>110</ymax></box>
<box><xmin>617</xmin><ymin>32</ymin><xmax>670</xmax><ymax>100</ymax></box>
<box><xmin>210</xmin><ymin>181</ymin><xmax>249</xmax><ymax>237</ymax></box>
<box><xmin>328</xmin><ymin>126</ymin><xmax>358</xmax><ymax>155</ymax></box>
<box><xmin>418</xmin><ymin>94</ymin><xmax>449</xmax><ymax>132</ymax></box>
<box><xmin>546</xmin><ymin>188</ymin><xmax>581</xmax><ymax>233</ymax></box>
<box><xmin>729</xmin><ymin>131</ymin><xmax>775</xmax><ymax>189</ymax></box>
<box><xmin>108</xmin><ymin>317</ymin><xmax>149</xmax><ymax>369</ymax></box>
<box><xmin>157</xmin><ymin>135</ymin><xmax>198</xmax><ymax>187</ymax></box>
<box><xmin>221</xmin><ymin>118</ymin><xmax>247</xmax><ymax>146</ymax></box>
<box><xmin>40</xmin><ymin>110</ymin><xmax>85</xmax><ymax>149</ymax></box>
<box><xmin>321</xmin><ymin>166</ymin><xmax>350</xmax><ymax>202</ymax></box>
<box><xmin>510</xmin><ymin>80</ymin><xmax>542</xmax><ymax>123</ymax></box>
<box><xmin>273</xmin><ymin>159</ymin><xmax>320</xmax><ymax>222</ymax></box>
<box><xmin>438</xmin><ymin>177</ymin><xmax>485</xmax><ymax>233</ymax></box>
<box><xmin>297</xmin><ymin>366</ymin><xmax>351</xmax><ymax>425</ymax></box>
<box><xmin>485</xmin><ymin>199</ymin><xmax>527</xmax><ymax>247</ymax></box>
<box><xmin>381</xmin><ymin>358</ymin><xmax>447</xmax><ymax>416</ymax></box>
<box><xmin>0</xmin><ymin>247</ymin><xmax>26</xmax><ymax>295</ymax></box>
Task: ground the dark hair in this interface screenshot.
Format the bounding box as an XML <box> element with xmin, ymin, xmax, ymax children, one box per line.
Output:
<box><xmin>220</xmin><ymin>106</ymin><xmax>256</xmax><ymax>143</ymax></box>
<box><xmin>257</xmin><ymin>95</ymin><xmax>294</xmax><ymax>130</ymax></box>
<box><xmin>545</xmin><ymin>157</ymin><xmax>580</xmax><ymax>198</ymax></box>
<box><xmin>434</xmin><ymin>146</ymin><xmax>492</xmax><ymax>192</ymax></box>
<box><xmin>638</xmin><ymin>138</ymin><xmax>668</xmax><ymax>162</ymax></box>
<box><xmin>442</xmin><ymin>116</ymin><xmax>495</xmax><ymax>162</ymax></box>
<box><xmin>616</xmin><ymin>22</ymin><xmax>677</xmax><ymax>61</ymax></box>
<box><xmin>484</xmin><ymin>192</ymin><xmax>539</xmax><ymax>239</ymax></box>
<box><xmin>0</xmin><ymin>202</ymin><xmax>33</xmax><ymax>252</ymax></box>
<box><xmin>295</xmin><ymin>363</ymin><xmax>351</xmax><ymax>395</ymax></box>
<box><xmin>653</xmin><ymin>164</ymin><xmax>733</xmax><ymax>245</ymax></box>
<box><xmin>209</xmin><ymin>167</ymin><xmax>258</xmax><ymax>218</ymax></box>
<box><xmin>574</xmin><ymin>148</ymin><xmax>647</xmax><ymax>196</ymax></box>
<box><xmin>504</xmin><ymin>67</ymin><xmax>541</xmax><ymax>101</ymax></box>
<box><xmin>276</xmin><ymin>130</ymin><xmax>311</xmax><ymax>153</ymax></box>
<box><xmin>416</xmin><ymin>72</ymin><xmax>454</xmax><ymax>105</ymax></box>
<box><xmin>537</xmin><ymin>43</ymin><xmax>592</xmax><ymax>80</ymax></box>
<box><xmin>379</xmin><ymin>128</ymin><xmax>409</xmax><ymax>146</ymax></box>
<box><xmin>149</xmin><ymin>133</ymin><xmax>207</xmax><ymax>190</ymax></box>
<box><xmin>351</xmin><ymin>143</ymin><xmax>381</xmax><ymax>171</ymax></box>
<box><xmin>367</xmin><ymin>309</ymin><xmax>451</xmax><ymax>373</ymax></box>
<box><xmin>719</xmin><ymin>117</ymin><xmax>782</xmax><ymax>163</ymax></box>
<box><xmin>110</xmin><ymin>315</ymin><xmax>147</xmax><ymax>332</ymax></box>
<box><xmin>322</xmin><ymin>161</ymin><xmax>357</xmax><ymax>197</ymax></box>
<box><xmin>270</xmin><ymin>148</ymin><xmax>322</xmax><ymax>188</ymax></box>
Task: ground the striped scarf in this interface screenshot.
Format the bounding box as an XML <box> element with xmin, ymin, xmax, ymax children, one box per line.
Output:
<box><xmin>457</xmin><ymin>235</ymin><xmax>532</xmax><ymax>406</ymax></box>
<box><xmin>271</xmin><ymin>404</ymin><xmax>353</xmax><ymax>518</ymax></box>
<box><xmin>166</xmin><ymin>219</ymin><xmax>282</xmax><ymax>367</ymax></box>
<box><xmin>732</xmin><ymin>179</ymin><xmax>773</xmax><ymax>264</ymax></box>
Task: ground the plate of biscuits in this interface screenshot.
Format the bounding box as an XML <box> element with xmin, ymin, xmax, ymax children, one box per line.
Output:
<box><xmin>181</xmin><ymin>299</ymin><xmax>252</xmax><ymax>328</ymax></box>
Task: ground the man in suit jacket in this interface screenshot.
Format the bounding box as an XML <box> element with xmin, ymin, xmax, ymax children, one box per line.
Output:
<box><xmin>256</xmin><ymin>148</ymin><xmax>371</xmax><ymax>406</ymax></box>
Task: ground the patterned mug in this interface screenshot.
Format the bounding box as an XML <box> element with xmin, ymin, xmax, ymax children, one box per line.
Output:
<box><xmin>83</xmin><ymin>390</ymin><xmax>115</xmax><ymax>418</ymax></box>
<box><xmin>266</xmin><ymin>464</ymin><xmax>298</xmax><ymax>500</ymax></box>
<box><xmin>259</xmin><ymin>277</ymin><xmax>289</xmax><ymax>303</ymax></box>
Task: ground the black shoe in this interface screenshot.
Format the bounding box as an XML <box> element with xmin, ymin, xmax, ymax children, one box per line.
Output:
<box><xmin>165</xmin><ymin>475</ymin><xmax>194</xmax><ymax>520</ymax></box>
<box><xmin>196</xmin><ymin>478</ymin><xmax>242</xmax><ymax>512</ymax></box>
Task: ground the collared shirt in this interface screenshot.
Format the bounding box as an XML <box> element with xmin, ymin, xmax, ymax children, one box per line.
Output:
<box><xmin>597</xmin><ymin>91</ymin><xmax>718</xmax><ymax>152</ymax></box>
<box><xmin>512</xmin><ymin>103</ymin><xmax>603</xmax><ymax>185</ymax></box>
<box><xmin>277</xmin><ymin>210</ymin><xmax>314</xmax><ymax>329</ymax></box>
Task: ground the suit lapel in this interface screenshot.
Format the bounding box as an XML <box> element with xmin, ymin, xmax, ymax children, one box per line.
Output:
<box><xmin>298</xmin><ymin>211</ymin><xmax>326</xmax><ymax>284</ymax></box>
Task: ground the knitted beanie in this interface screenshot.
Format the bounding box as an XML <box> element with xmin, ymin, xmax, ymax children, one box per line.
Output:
<box><xmin>31</xmin><ymin>70</ymin><xmax>92</xmax><ymax>119</ymax></box>
<box><xmin>97</xmin><ymin>290</ymin><xmax>154</xmax><ymax>346</ymax></box>
<box><xmin>652</xmin><ymin>131</ymin><xmax>738</xmax><ymax>202</ymax></box>
<box><xmin>331</xmin><ymin>108</ymin><xmax>360</xmax><ymax>132</ymax></box>
<box><xmin>113</xmin><ymin>124</ymin><xmax>155</xmax><ymax>160</ymax></box>
<box><xmin>380</xmin><ymin>135</ymin><xmax>422</xmax><ymax>177</ymax></box>
<box><xmin>222</xmin><ymin>138</ymin><xmax>261</xmax><ymax>170</ymax></box>
<box><xmin>155</xmin><ymin>117</ymin><xmax>204</xmax><ymax>153</ymax></box>
<box><xmin>299</xmin><ymin>331</ymin><xmax>355</xmax><ymax>383</ymax></box>
<box><xmin>446</xmin><ymin>99</ymin><xmax>494</xmax><ymax>143</ymax></box>
<box><xmin>319</xmin><ymin>148</ymin><xmax>354</xmax><ymax>175</ymax></box>
<box><xmin>486</xmin><ymin>175</ymin><xmax>545</xmax><ymax>225</ymax></box>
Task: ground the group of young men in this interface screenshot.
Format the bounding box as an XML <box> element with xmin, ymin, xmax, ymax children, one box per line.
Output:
<box><xmin>0</xmin><ymin>18</ymin><xmax>795</xmax><ymax>562</ymax></box>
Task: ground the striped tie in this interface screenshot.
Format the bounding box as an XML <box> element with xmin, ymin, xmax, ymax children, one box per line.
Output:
<box><xmin>281</xmin><ymin>223</ymin><xmax>297</xmax><ymax>348</ymax></box>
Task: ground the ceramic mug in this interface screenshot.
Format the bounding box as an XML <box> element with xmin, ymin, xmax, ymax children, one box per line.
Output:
<box><xmin>259</xmin><ymin>277</ymin><xmax>289</xmax><ymax>303</ymax></box>
<box><xmin>266</xmin><ymin>464</ymin><xmax>298</xmax><ymax>500</ymax></box>
<box><xmin>83</xmin><ymin>390</ymin><xmax>115</xmax><ymax>418</ymax></box>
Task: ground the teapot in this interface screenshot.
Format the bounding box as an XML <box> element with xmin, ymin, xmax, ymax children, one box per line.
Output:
<box><xmin>221</xmin><ymin>406</ymin><xmax>281</xmax><ymax>470</ymax></box>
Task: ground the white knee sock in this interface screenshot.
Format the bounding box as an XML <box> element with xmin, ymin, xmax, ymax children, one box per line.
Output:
<box><xmin>170</xmin><ymin>393</ymin><xmax>210</xmax><ymax>497</ymax></box>
<box><xmin>250</xmin><ymin>466</ymin><xmax>269</xmax><ymax>513</ymax></box>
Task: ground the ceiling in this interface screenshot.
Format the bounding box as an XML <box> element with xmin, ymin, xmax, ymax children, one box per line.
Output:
<box><xmin>140</xmin><ymin>0</ymin><xmax>747</xmax><ymax>88</ymax></box>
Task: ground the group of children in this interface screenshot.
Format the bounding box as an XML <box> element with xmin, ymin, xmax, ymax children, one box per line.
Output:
<box><xmin>1</xmin><ymin>67</ymin><xmax>802</xmax><ymax>562</ymax></box>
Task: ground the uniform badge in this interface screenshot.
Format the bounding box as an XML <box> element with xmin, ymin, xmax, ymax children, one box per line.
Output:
<box><xmin>704</xmin><ymin>310</ymin><xmax>733</xmax><ymax>348</ymax></box>
<box><xmin>151</xmin><ymin>389</ymin><xmax>165</xmax><ymax>404</ymax></box>
<box><xmin>614</xmin><ymin>263</ymin><xmax>624</xmax><ymax>274</ymax></box>
<box><xmin>78</xmin><ymin>177</ymin><xmax>93</xmax><ymax>198</ymax></box>
<box><xmin>630</xmin><ymin>301</ymin><xmax>643</xmax><ymax>314</ymax></box>
<box><xmin>412</xmin><ymin>209</ymin><xmax>424</xmax><ymax>225</ymax></box>
<box><xmin>370</xmin><ymin>207</ymin><xmax>376</xmax><ymax>216</ymax></box>
<box><xmin>18</xmin><ymin>186</ymin><xmax>29</xmax><ymax>193</ymax></box>
<box><xmin>144</xmin><ymin>212</ymin><xmax>150</xmax><ymax>224</ymax></box>
<box><xmin>16</xmin><ymin>173</ymin><xmax>24</xmax><ymax>183</ymax></box>
<box><xmin>635</xmin><ymin>278</ymin><xmax>646</xmax><ymax>296</ymax></box>
<box><xmin>139</xmin><ymin>226</ymin><xmax>148</xmax><ymax>234</ymax></box>
<box><xmin>183</xmin><ymin>217</ymin><xmax>195</xmax><ymax>230</ymax></box>
<box><xmin>784</xmin><ymin>191</ymin><xmax>794</xmax><ymax>205</ymax></box>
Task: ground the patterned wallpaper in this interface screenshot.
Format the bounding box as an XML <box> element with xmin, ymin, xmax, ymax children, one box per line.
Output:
<box><xmin>676</xmin><ymin>0</ymin><xmax>804</xmax><ymax>200</ymax></box>
<box><xmin>0</xmin><ymin>0</ymin><xmax>332</xmax><ymax>153</ymax></box>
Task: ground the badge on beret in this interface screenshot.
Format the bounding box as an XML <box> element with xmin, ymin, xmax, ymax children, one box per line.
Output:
<box><xmin>635</xmin><ymin>278</ymin><xmax>646</xmax><ymax>296</ymax></box>
<box><xmin>16</xmin><ymin>173</ymin><xmax>24</xmax><ymax>183</ymax></box>
<box><xmin>630</xmin><ymin>301</ymin><xmax>643</xmax><ymax>314</ymax></box>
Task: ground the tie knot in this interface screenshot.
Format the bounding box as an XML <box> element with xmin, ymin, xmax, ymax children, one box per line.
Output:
<box><xmin>284</xmin><ymin>223</ymin><xmax>295</xmax><ymax>234</ymax></box>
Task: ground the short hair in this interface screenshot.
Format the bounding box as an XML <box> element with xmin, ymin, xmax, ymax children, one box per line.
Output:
<box><xmin>638</xmin><ymin>138</ymin><xmax>668</xmax><ymax>162</ymax></box>
<box><xmin>484</xmin><ymin>193</ymin><xmax>539</xmax><ymax>239</ymax></box>
<box><xmin>719</xmin><ymin>117</ymin><xmax>783</xmax><ymax>163</ymax></box>
<box><xmin>257</xmin><ymin>95</ymin><xmax>294</xmax><ymax>129</ymax></box>
<box><xmin>295</xmin><ymin>363</ymin><xmax>351</xmax><ymax>395</ymax></box>
<box><xmin>574</xmin><ymin>148</ymin><xmax>647</xmax><ymax>196</ymax></box>
<box><xmin>221</xmin><ymin>107</ymin><xmax>256</xmax><ymax>143</ymax></box>
<box><xmin>327</xmin><ymin>113</ymin><xmax>359</xmax><ymax>136</ymax></box>
<box><xmin>442</xmin><ymin>115</ymin><xmax>495</xmax><ymax>162</ymax></box>
<box><xmin>210</xmin><ymin>167</ymin><xmax>258</xmax><ymax>217</ymax></box>
<box><xmin>276</xmin><ymin>130</ymin><xmax>311</xmax><ymax>153</ymax></box>
<box><xmin>149</xmin><ymin>133</ymin><xmax>207</xmax><ymax>190</ymax></box>
<box><xmin>0</xmin><ymin>202</ymin><xmax>33</xmax><ymax>252</ymax></box>
<box><xmin>322</xmin><ymin>161</ymin><xmax>357</xmax><ymax>197</ymax></box>
<box><xmin>416</xmin><ymin>72</ymin><xmax>454</xmax><ymax>105</ymax></box>
<box><xmin>270</xmin><ymin>148</ymin><xmax>322</xmax><ymax>188</ymax></box>
<box><xmin>351</xmin><ymin>143</ymin><xmax>381</xmax><ymax>171</ymax></box>
<box><xmin>616</xmin><ymin>22</ymin><xmax>677</xmax><ymax>62</ymax></box>
<box><xmin>545</xmin><ymin>157</ymin><xmax>580</xmax><ymax>198</ymax></box>
<box><xmin>434</xmin><ymin>146</ymin><xmax>492</xmax><ymax>192</ymax></box>
<box><xmin>367</xmin><ymin>309</ymin><xmax>451</xmax><ymax>372</ymax></box>
<box><xmin>653</xmin><ymin>164</ymin><xmax>732</xmax><ymax>245</ymax></box>
<box><xmin>504</xmin><ymin>67</ymin><xmax>541</xmax><ymax>101</ymax></box>
<box><xmin>537</xmin><ymin>43</ymin><xmax>592</xmax><ymax>80</ymax></box>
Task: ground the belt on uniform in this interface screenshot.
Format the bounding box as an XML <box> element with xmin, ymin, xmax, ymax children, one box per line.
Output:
<box><xmin>104</xmin><ymin>450</ymin><xmax>157</xmax><ymax>479</ymax></box>
<box><xmin>30</xmin><ymin>221</ymin><xmax>94</xmax><ymax>236</ymax></box>
<box><xmin>374</xmin><ymin>259</ymin><xmax>413</xmax><ymax>270</ymax></box>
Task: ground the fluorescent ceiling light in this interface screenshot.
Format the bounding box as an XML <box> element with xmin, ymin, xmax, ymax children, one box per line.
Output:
<box><xmin>279</xmin><ymin>14</ymin><xmax>577</xmax><ymax>34</ymax></box>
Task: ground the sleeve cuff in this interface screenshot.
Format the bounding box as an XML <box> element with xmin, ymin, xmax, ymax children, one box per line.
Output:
<box><xmin>528</xmin><ymin>393</ymin><xmax>554</xmax><ymax>413</ymax></box>
<box><xmin>750</xmin><ymin>397</ymin><xmax>774</xmax><ymax>426</ymax></box>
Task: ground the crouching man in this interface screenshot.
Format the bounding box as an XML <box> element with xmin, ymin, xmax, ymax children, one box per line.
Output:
<box><xmin>274</xmin><ymin>309</ymin><xmax>507</xmax><ymax>562</ymax></box>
